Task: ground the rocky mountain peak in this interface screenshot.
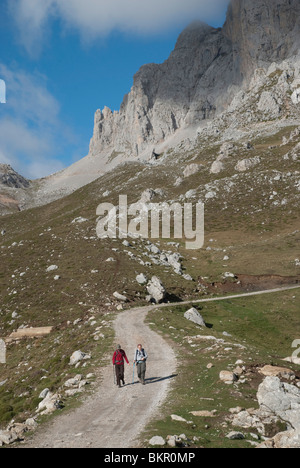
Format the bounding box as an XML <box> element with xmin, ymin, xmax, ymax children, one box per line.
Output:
<box><xmin>88</xmin><ymin>0</ymin><xmax>300</xmax><ymax>159</ymax></box>
<box><xmin>0</xmin><ymin>164</ymin><xmax>30</xmax><ymax>189</ymax></box>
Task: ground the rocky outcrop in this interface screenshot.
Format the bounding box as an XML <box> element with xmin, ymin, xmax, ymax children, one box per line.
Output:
<box><xmin>184</xmin><ymin>307</ymin><xmax>207</xmax><ymax>328</ymax></box>
<box><xmin>146</xmin><ymin>276</ymin><xmax>166</xmax><ymax>304</ymax></box>
<box><xmin>89</xmin><ymin>0</ymin><xmax>300</xmax><ymax>159</ymax></box>
<box><xmin>223</xmin><ymin>0</ymin><xmax>300</xmax><ymax>82</ymax></box>
<box><xmin>230</xmin><ymin>375</ymin><xmax>300</xmax><ymax>448</ymax></box>
<box><xmin>0</xmin><ymin>164</ymin><xmax>30</xmax><ymax>189</ymax></box>
<box><xmin>89</xmin><ymin>21</ymin><xmax>233</xmax><ymax>157</ymax></box>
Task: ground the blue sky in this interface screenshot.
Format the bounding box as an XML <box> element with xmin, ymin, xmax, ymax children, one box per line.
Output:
<box><xmin>0</xmin><ymin>0</ymin><xmax>228</xmax><ymax>179</ymax></box>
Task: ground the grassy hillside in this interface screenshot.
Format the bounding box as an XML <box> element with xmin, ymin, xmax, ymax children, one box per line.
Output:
<box><xmin>0</xmin><ymin>123</ymin><xmax>299</xmax><ymax>434</ymax></box>
<box><xmin>142</xmin><ymin>288</ymin><xmax>300</xmax><ymax>448</ymax></box>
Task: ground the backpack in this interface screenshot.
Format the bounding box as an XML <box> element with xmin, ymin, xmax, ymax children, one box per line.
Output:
<box><xmin>115</xmin><ymin>350</ymin><xmax>123</xmax><ymax>365</ymax></box>
<box><xmin>135</xmin><ymin>348</ymin><xmax>145</xmax><ymax>361</ymax></box>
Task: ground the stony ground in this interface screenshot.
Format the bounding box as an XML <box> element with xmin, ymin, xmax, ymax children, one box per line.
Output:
<box><xmin>20</xmin><ymin>305</ymin><xmax>176</xmax><ymax>448</ymax></box>
<box><xmin>18</xmin><ymin>285</ymin><xmax>300</xmax><ymax>448</ymax></box>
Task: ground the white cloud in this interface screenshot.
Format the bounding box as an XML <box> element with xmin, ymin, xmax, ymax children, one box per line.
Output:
<box><xmin>0</xmin><ymin>64</ymin><xmax>60</xmax><ymax>126</ymax></box>
<box><xmin>10</xmin><ymin>0</ymin><xmax>229</xmax><ymax>54</ymax></box>
<box><xmin>0</xmin><ymin>65</ymin><xmax>75</xmax><ymax>179</ymax></box>
<box><xmin>8</xmin><ymin>0</ymin><xmax>54</xmax><ymax>57</ymax></box>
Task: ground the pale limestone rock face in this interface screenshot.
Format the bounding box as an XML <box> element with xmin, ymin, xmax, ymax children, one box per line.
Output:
<box><xmin>89</xmin><ymin>0</ymin><xmax>300</xmax><ymax>159</ymax></box>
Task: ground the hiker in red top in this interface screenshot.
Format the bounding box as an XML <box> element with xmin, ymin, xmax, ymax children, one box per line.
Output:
<box><xmin>112</xmin><ymin>344</ymin><xmax>129</xmax><ymax>388</ymax></box>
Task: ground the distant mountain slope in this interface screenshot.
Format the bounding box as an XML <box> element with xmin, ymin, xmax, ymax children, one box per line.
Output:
<box><xmin>0</xmin><ymin>164</ymin><xmax>30</xmax><ymax>189</ymax></box>
<box><xmin>0</xmin><ymin>165</ymin><xmax>31</xmax><ymax>215</ymax></box>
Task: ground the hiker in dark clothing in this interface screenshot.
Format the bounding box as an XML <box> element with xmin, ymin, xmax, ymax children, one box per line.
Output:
<box><xmin>112</xmin><ymin>344</ymin><xmax>129</xmax><ymax>387</ymax></box>
<box><xmin>133</xmin><ymin>344</ymin><xmax>148</xmax><ymax>385</ymax></box>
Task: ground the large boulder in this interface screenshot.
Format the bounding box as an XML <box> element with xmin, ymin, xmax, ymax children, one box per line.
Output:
<box><xmin>184</xmin><ymin>307</ymin><xmax>206</xmax><ymax>327</ymax></box>
<box><xmin>113</xmin><ymin>291</ymin><xmax>128</xmax><ymax>302</ymax></box>
<box><xmin>146</xmin><ymin>276</ymin><xmax>166</xmax><ymax>304</ymax></box>
<box><xmin>232</xmin><ymin>375</ymin><xmax>300</xmax><ymax>447</ymax></box>
<box><xmin>257</xmin><ymin>376</ymin><xmax>300</xmax><ymax>431</ymax></box>
<box><xmin>219</xmin><ymin>370</ymin><xmax>239</xmax><ymax>385</ymax></box>
<box><xmin>149</xmin><ymin>436</ymin><xmax>166</xmax><ymax>446</ymax></box>
<box><xmin>36</xmin><ymin>392</ymin><xmax>63</xmax><ymax>416</ymax></box>
<box><xmin>69</xmin><ymin>350</ymin><xmax>91</xmax><ymax>366</ymax></box>
<box><xmin>0</xmin><ymin>430</ymin><xmax>19</xmax><ymax>446</ymax></box>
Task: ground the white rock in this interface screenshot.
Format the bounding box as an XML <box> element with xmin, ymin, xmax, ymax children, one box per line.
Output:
<box><xmin>210</xmin><ymin>160</ymin><xmax>224</xmax><ymax>174</ymax></box>
<box><xmin>46</xmin><ymin>265</ymin><xmax>58</xmax><ymax>272</ymax></box>
<box><xmin>64</xmin><ymin>374</ymin><xmax>83</xmax><ymax>388</ymax></box>
<box><xmin>150</xmin><ymin>244</ymin><xmax>161</xmax><ymax>255</ymax></box>
<box><xmin>235</xmin><ymin>157</ymin><xmax>260</xmax><ymax>172</ymax></box>
<box><xmin>71</xmin><ymin>217</ymin><xmax>88</xmax><ymax>224</ymax></box>
<box><xmin>39</xmin><ymin>388</ymin><xmax>50</xmax><ymax>399</ymax></box>
<box><xmin>183</xmin><ymin>274</ymin><xmax>193</xmax><ymax>281</ymax></box>
<box><xmin>183</xmin><ymin>164</ymin><xmax>201</xmax><ymax>178</ymax></box>
<box><xmin>219</xmin><ymin>370</ymin><xmax>239</xmax><ymax>384</ymax></box>
<box><xmin>257</xmin><ymin>376</ymin><xmax>300</xmax><ymax>430</ymax></box>
<box><xmin>149</xmin><ymin>436</ymin><xmax>166</xmax><ymax>446</ymax></box>
<box><xmin>291</xmin><ymin>88</ymin><xmax>300</xmax><ymax>105</ymax></box>
<box><xmin>171</xmin><ymin>414</ymin><xmax>187</xmax><ymax>423</ymax></box>
<box><xmin>0</xmin><ymin>430</ymin><xmax>18</xmax><ymax>445</ymax></box>
<box><xmin>70</xmin><ymin>350</ymin><xmax>91</xmax><ymax>366</ymax></box>
<box><xmin>113</xmin><ymin>291</ymin><xmax>128</xmax><ymax>302</ymax></box>
<box><xmin>136</xmin><ymin>273</ymin><xmax>148</xmax><ymax>285</ymax></box>
<box><xmin>223</xmin><ymin>272</ymin><xmax>235</xmax><ymax>278</ymax></box>
<box><xmin>205</xmin><ymin>191</ymin><xmax>217</xmax><ymax>200</ymax></box>
<box><xmin>25</xmin><ymin>418</ymin><xmax>38</xmax><ymax>429</ymax></box>
<box><xmin>36</xmin><ymin>392</ymin><xmax>63</xmax><ymax>415</ymax></box>
<box><xmin>184</xmin><ymin>307</ymin><xmax>206</xmax><ymax>327</ymax></box>
<box><xmin>146</xmin><ymin>276</ymin><xmax>166</xmax><ymax>304</ymax></box>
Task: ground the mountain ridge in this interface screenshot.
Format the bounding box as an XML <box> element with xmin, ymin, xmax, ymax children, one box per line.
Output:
<box><xmin>89</xmin><ymin>0</ymin><xmax>300</xmax><ymax>159</ymax></box>
<box><xmin>1</xmin><ymin>0</ymin><xmax>300</xmax><ymax>214</ymax></box>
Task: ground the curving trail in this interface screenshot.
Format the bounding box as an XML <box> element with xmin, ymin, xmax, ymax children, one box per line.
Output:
<box><xmin>22</xmin><ymin>305</ymin><xmax>176</xmax><ymax>448</ymax></box>
<box><xmin>21</xmin><ymin>285</ymin><xmax>300</xmax><ymax>448</ymax></box>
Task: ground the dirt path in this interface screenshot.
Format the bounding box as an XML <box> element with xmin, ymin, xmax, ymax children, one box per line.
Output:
<box><xmin>22</xmin><ymin>305</ymin><xmax>177</xmax><ymax>448</ymax></box>
<box><xmin>21</xmin><ymin>285</ymin><xmax>300</xmax><ymax>448</ymax></box>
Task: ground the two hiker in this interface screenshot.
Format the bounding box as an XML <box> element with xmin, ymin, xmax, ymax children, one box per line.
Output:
<box><xmin>112</xmin><ymin>343</ymin><xmax>148</xmax><ymax>387</ymax></box>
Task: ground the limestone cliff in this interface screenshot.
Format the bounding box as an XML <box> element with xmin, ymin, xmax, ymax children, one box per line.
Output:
<box><xmin>87</xmin><ymin>0</ymin><xmax>300</xmax><ymax>158</ymax></box>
